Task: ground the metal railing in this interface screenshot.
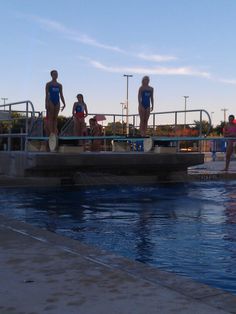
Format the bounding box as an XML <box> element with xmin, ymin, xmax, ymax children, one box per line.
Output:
<box><xmin>0</xmin><ymin>100</ymin><xmax>37</xmax><ymax>151</ymax></box>
<box><xmin>60</xmin><ymin>109</ymin><xmax>212</xmax><ymax>137</ymax></box>
<box><xmin>0</xmin><ymin>101</ymin><xmax>213</xmax><ymax>152</ymax></box>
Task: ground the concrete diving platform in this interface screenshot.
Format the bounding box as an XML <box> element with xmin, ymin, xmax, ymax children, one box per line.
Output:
<box><xmin>0</xmin><ymin>151</ymin><xmax>204</xmax><ymax>186</ymax></box>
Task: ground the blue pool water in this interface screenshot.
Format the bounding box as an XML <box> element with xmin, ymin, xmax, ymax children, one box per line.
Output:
<box><xmin>0</xmin><ymin>181</ymin><xmax>236</xmax><ymax>294</ymax></box>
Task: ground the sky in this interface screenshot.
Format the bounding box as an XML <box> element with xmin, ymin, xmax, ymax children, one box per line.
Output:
<box><xmin>0</xmin><ymin>0</ymin><xmax>236</xmax><ymax>125</ymax></box>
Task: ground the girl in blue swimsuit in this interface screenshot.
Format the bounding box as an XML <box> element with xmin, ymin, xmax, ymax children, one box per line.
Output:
<box><xmin>138</xmin><ymin>76</ymin><xmax>154</xmax><ymax>137</ymax></box>
<box><xmin>72</xmin><ymin>94</ymin><xmax>88</xmax><ymax>138</ymax></box>
<box><xmin>45</xmin><ymin>70</ymin><xmax>66</xmax><ymax>135</ymax></box>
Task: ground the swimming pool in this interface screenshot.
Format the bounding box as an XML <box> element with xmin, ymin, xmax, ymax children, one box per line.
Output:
<box><xmin>0</xmin><ymin>181</ymin><xmax>236</xmax><ymax>294</ymax></box>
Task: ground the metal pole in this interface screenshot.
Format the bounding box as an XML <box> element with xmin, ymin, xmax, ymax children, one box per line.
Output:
<box><xmin>153</xmin><ymin>113</ymin><xmax>155</xmax><ymax>136</ymax></box>
<box><xmin>1</xmin><ymin>97</ymin><xmax>8</xmax><ymax>110</ymax></box>
<box><xmin>123</xmin><ymin>74</ymin><xmax>133</xmax><ymax>136</ymax></box>
<box><xmin>120</xmin><ymin>102</ymin><xmax>125</xmax><ymax>135</ymax></box>
<box><xmin>211</xmin><ymin>112</ymin><xmax>214</xmax><ymax>126</ymax></box>
<box><xmin>183</xmin><ymin>96</ymin><xmax>189</xmax><ymax>129</ymax></box>
<box><xmin>221</xmin><ymin>108</ymin><xmax>228</xmax><ymax>123</ymax></box>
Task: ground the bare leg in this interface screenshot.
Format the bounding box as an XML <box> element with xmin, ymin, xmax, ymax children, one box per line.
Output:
<box><xmin>48</xmin><ymin>102</ymin><xmax>59</xmax><ymax>134</ymax></box>
<box><xmin>143</xmin><ymin>108</ymin><xmax>150</xmax><ymax>136</ymax></box>
<box><xmin>224</xmin><ymin>142</ymin><xmax>233</xmax><ymax>171</ymax></box>
<box><xmin>52</xmin><ymin>105</ymin><xmax>60</xmax><ymax>134</ymax></box>
<box><xmin>139</xmin><ymin>106</ymin><xmax>146</xmax><ymax>136</ymax></box>
<box><xmin>73</xmin><ymin>117</ymin><xmax>79</xmax><ymax>136</ymax></box>
<box><xmin>74</xmin><ymin>118</ymin><xmax>85</xmax><ymax>145</ymax></box>
<box><xmin>139</xmin><ymin>106</ymin><xmax>150</xmax><ymax>137</ymax></box>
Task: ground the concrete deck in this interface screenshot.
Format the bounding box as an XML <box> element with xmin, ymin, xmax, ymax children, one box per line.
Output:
<box><xmin>1</xmin><ymin>215</ymin><xmax>236</xmax><ymax>314</ymax></box>
<box><xmin>188</xmin><ymin>160</ymin><xmax>236</xmax><ymax>180</ymax></box>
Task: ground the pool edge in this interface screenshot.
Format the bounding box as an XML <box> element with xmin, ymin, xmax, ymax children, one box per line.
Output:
<box><xmin>1</xmin><ymin>214</ymin><xmax>236</xmax><ymax>313</ymax></box>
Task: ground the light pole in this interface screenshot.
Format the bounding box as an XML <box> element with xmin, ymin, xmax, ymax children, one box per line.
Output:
<box><xmin>1</xmin><ymin>97</ymin><xmax>8</xmax><ymax>110</ymax></box>
<box><xmin>120</xmin><ymin>102</ymin><xmax>125</xmax><ymax>122</ymax></box>
<box><xmin>120</xmin><ymin>102</ymin><xmax>126</xmax><ymax>134</ymax></box>
<box><xmin>221</xmin><ymin>108</ymin><xmax>228</xmax><ymax>123</ymax></box>
<box><xmin>123</xmin><ymin>74</ymin><xmax>133</xmax><ymax>136</ymax></box>
<box><xmin>183</xmin><ymin>96</ymin><xmax>189</xmax><ymax>129</ymax></box>
<box><xmin>211</xmin><ymin>111</ymin><xmax>214</xmax><ymax>126</ymax></box>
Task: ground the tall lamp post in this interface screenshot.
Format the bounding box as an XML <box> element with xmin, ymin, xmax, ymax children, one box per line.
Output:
<box><xmin>123</xmin><ymin>74</ymin><xmax>133</xmax><ymax>136</ymax></box>
<box><xmin>1</xmin><ymin>97</ymin><xmax>8</xmax><ymax>110</ymax></box>
<box><xmin>120</xmin><ymin>102</ymin><xmax>126</xmax><ymax>134</ymax></box>
<box><xmin>221</xmin><ymin>108</ymin><xmax>228</xmax><ymax>123</ymax></box>
<box><xmin>211</xmin><ymin>112</ymin><xmax>214</xmax><ymax>126</ymax></box>
<box><xmin>183</xmin><ymin>96</ymin><xmax>189</xmax><ymax>129</ymax></box>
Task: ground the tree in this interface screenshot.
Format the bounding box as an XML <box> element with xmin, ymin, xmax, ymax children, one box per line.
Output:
<box><xmin>193</xmin><ymin>120</ymin><xmax>212</xmax><ymax>135</ymax></box>
<box><xmin>213</xmin><ymin>121</ymin><xmax>225</xmax><ymax>136</ymax></box>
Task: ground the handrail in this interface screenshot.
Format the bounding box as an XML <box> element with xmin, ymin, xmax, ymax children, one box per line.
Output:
<box><xmin>0</xmin><ymin>102</ymin><xmax>213</xmax><ymax>152</ymax></box>
<box><xmin>86</xmin><ymin>109</ymin><xmax>212</xmax><ymax>136</ymax></box>
<box><xmin>0</xmin><ymin>100</ymin><xmax>36</xmax><ymax>151</ymax></box>
<box><xmin>0</xmin><ymin>100</ymin><xmax>35</xmax><ymax>115</ymax></box>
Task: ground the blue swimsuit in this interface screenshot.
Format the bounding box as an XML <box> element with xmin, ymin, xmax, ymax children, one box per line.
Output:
<box><xmin>75</xmin><ymin>103</ymin><xmax>85</xmax><ymax>113</ymax></box>
<box><xmin>75</xmin><ymin>102</ymin><xmax>85</xmax><ymax>118</ymax></box>
<box><xmin>141</xmin><ymin>90</ymin><xmax>152</xmax><ymax>109</ymax></box>
<box><xmin>49</xmin><ymin>84</ymin><xmax>60</xmax><ymax>105</ymax></box>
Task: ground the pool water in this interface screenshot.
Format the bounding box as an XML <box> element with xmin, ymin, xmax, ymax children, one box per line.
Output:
<box><xmin>0</xmin><ymin>181</ymin><xmax>236</xmax><ymax>294</ymax></box>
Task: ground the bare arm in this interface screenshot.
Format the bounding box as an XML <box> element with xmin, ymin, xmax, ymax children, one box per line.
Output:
<box><xmin>45</xmin><ymin>83</ymin><xmax>49</xmax><ymax>110</ymax></box>
<box><xmin>84</xmin><ymin>103</ymin><xmax>88</xmax><ymax>117</ymax></box>
<box><xmin>72</xmin><ymin>103</ymin><xmax>76</xmax><ymax>116</ymax></box>
<box><xmin>59</xmin><ymin>84</ymin><xmax>66</xmax><ymax>111</ymax></box>
<box><xmin>150</xmin><ymin>87</ymin><xmax>154</xmax><ymax>112</ymax></box>
<box><xmin>138</xmin><ymin>87</ymin><xmax>142</xmax><ymax>107</ymax></box>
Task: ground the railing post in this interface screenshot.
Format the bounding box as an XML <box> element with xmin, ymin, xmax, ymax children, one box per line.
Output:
<box><xmin>25</xmin><ymin>101</ymin><xmax>29</xmax><ymax>135</ymax></box>
<box><xmin>199</xmin><ymin>110</ymin><xmax>203</xmax><ymax>137</ymax></box>
<box><xmin>153</xmin><ymin>113</ymin><xmax>155</xmax><ymax>136</ymax></box>
<box><xmin>20</xmin><ymin>128</ymin><xmax>23</xmax><ymax>150</ymax></box>
<box><xmin>112</xmin><ymin>115</ymin><xmax>115</xmax><ymax>135</ymax></box>
<box><xmin>132</xmin><ymin>115</ymin><xmax>135</xmax><ymax>136</ymax></box>
<box><xmin>8</xmin><ymin>105</ymin><xmax>12</xmax><ymax>151</ymax></box>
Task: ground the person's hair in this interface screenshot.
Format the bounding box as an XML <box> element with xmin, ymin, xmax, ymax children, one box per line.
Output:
<box><xmin>142</xmin><ymin>76</ymin><xmax>150</xmax><ymax>84</ymax></box>
<box><xmin>89</xmin><ymin>118</ymin><xmax>96</xmax><ymax>123</ymax></box>
<box><xmin>77</xmin><ymin>94</ymin><xmax>84</xmax><ymax>102</ymax></box>
<box><xmin>229</xmin><ymin>114</ymin><xmax>235</xmax><ymax>120</ymax></box>
<box><xmin>50</xmin><ymin>70</ymin><xmax>58</xmax><ymax>76</ymax></box>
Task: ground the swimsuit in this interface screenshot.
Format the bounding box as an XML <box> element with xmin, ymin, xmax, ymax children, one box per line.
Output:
<box><xmin>48</xmin><ymin>84</ymin><xmax>60</xmax><ymax>105</ymax></box>
<box><xmin>225</xmin><ymin>124</ymin><xmax>236</xmax><ymax>145</ymax></box>
<box><xmin>141</xmin><ymin>90</ymin><xmax>152</xmax><ymax>109</ymax></box>
<box><xmin>75</xmin><ymin>102</ymin><xmax>85</xmax><ymax>118</ymax></box>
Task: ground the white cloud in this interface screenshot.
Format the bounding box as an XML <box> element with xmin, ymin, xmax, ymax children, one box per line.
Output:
<box><xmin>23</xmin><ymin>15</ymin><xmax>126</xmax><ymax>53</ymax></box>
<box><xmin>21</xmin><ymin>13</ymin><xmax>233</xmax><ymax>82</ymax></box>
<box><xmin>217</xmin><ymin>78</ymin><xmax>236</xmax><ymax>85</ymax></box>
<box><xmin>89</xmin><ymin>59</ymin><xmax>211</xmax><ymax>77</ymax></box>
<box><xmin>137</xmin><ymin>53</ymin><xmax>177</xmax><ymax>62</ymax></box>
<box><xmin>70</xmin><ymin>35</ymin><xmax>124</xmax><ymax>52</ymax></box>
<box><xmin>21</xmin><ymin>14</ymin><xmax>178</xmax><ymax>61</ymax></box>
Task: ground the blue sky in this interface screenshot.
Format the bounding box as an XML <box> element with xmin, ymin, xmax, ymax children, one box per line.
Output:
<box><xmin>0</xmin><ymin>0</ymin><xmax>236</xmax><ymax>125</ymax></box>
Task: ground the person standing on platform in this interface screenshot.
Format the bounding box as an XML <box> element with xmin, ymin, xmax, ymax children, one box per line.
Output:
<box><xmin>138</xmin><ymin>76</ymin><xmax>154</xmax><ymax>137</ymax></box>
<box><xmin>45</xmin><ymin>70</ymin><xmax>66</xmax><ymax>135</ymax></box>
<box><xmin>223</xmin><ymin>114</ymin><xmax>236</xmax><ymax>171</ymax></box>
<box><xmin>72</xmin><ymin>94</ymin><xmax>88</xmax><ymax>139</ymax></box>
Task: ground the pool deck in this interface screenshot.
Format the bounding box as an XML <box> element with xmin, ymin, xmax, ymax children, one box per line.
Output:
<box><xmin>1</xmin><ymin>215</ymin><xmax>236</xmax><ymax>314</ymax></box>
<box><xmin>189</xmin><ymin>160</ymin><xmax>236</xmax><ymax>180</ymax></box>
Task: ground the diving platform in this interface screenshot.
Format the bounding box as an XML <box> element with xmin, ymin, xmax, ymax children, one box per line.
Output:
<box><xmin>0</xmin><ymin>150</ymin><xmax>204</xmax><ymax>186</ymax></box>
<box><xmin>0</xmin><ymin>100</ymin><xmax>213</xmax><ymax>185</ymax></box>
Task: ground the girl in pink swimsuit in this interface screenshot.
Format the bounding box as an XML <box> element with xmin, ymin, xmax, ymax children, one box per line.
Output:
<box><xmin>223</xmin><ymin>114</ymin><xmax>236</xmax><ymax>171</ymax></box>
